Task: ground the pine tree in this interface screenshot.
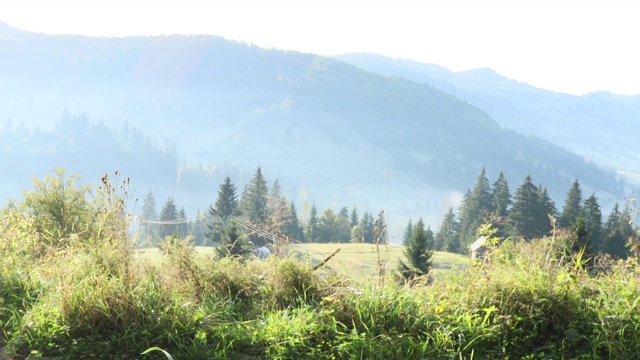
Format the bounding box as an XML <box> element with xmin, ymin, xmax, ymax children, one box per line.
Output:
<box><xmin>305</xmin><ymin>204</ymin><xmax>319</xmax><ymax>243</ymax></box>
<box><xmin>398</xmin><ymin>218</ymin><xmax>434</xmax><ymax>280</ymax></box>
<box><xmin>492</xmin><ymin>171</ymin><xmax>511</xmax><ymax>218</ymax></box>
<box><xmin>535</xmin><ymin>184</ymin><xmax>556</xmax><ymax>237</ymax></box>
<box><xmin>240</xmin><ymin>167</ymin><xmax>270</xmax><ymax>246</ymax></box>
<box><xmin>267</xmin><ymin>178</ymin><xmax>292</xmax><ymax>236</ymax></box>
<box><xmin>240</xmin><ymin>167</ymin><xmax>269</xmax><ymax>224</ymax></box>
<box><xmin>458</xmin><ymin>169</ymin><xmax>493</xmax><ymax>251</ymax></box>
<box><xmin>435</xmin><ymin>208</ymin><xmax>459</xmax><ymax>252</ymax></box>
<box><xmin>159</xmin><ymin>196</ymin><xmax>178</xmax><ymax>238</ymax></box>
<box><xmin>375</xmin><ymin>210</ymin><xmax>389</xmax><ymax>244</ymax></box>
<box><xmin>560</xmin><ymin>178</ymin><xmax>582</xmax><ymax>228</ymax></box>
<box><xmin>140</xmin><ymin>189</ymin><xmax>159</xmax><ymax>244</ymax></box>
<box><xmin>216</xmin><ymin>220</ymin><xmax>251</xmax><ymax>258</ymax></box>
<box><xmin>338</xmin><ymin>206</ymin><xmax>349</xmax><ymax>220</ymax></box>
<box><xmin>402</xmin><ymin>219</ymin><xmax>414</xmax><ymax>246</ymax></box>
<box><xmin>582</xmin><ymin>193</ymin><xmax>602</xmax><ymax>251</ymax></box>
<box><xmin>349</xmin><ymin>207</ymin><xmax>359</xmax><ymax>228</ymax></box>
<box><xmin>508</xmin><ymin>175</ymin><xmax>543</xmax><ymax>239</ymax></box>
<box><xmin>207</xmin><ymin>176</ymin><xmax>238</xmax><ymax>244</ymax></box>
<box><xmin>360</xmin><ymin>212</ymin><xmax>375</xmax><ymax>243</ymax></box>
<box><xmin>178</xmin><ymin>207</ymin><xmax>188</xmax><ymax>238</ymax></box>
<box><xmin>600</xmin><ymin>203</ymin><xmax>632</xmax><ymax>258</ymax></box>
<box><xmin>284</xmin><ymin>202</ymin><xmax>305</xmax><ymax>242</ymax></box>
<box><xmin>191</xmin><ymin>210</ymin><xmax>208</xmax><ymax>246</ymax></box>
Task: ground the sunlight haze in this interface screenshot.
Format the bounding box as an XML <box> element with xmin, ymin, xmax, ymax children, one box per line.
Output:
<box><xmin>1</xmin><ymin>0</ymin><xmax>639</xmax><ymax>96</ymax></box>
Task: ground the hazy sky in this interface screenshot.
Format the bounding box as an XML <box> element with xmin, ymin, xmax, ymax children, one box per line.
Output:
<box><xmin>1</xmin><ymin>0</ymin><xmax>638</xmax><ymax>96</ymax></box>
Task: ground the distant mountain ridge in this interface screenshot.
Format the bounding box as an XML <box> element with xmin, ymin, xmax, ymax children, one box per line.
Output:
<box><xmin>336</xmin><ymin>53</ymin><xmax>640</xmax><ymax>177</ymax></box>
<box><xmin>0</xmin><ymin>23</ymin><xmax>623</xmax><ymax>235</ymax></box>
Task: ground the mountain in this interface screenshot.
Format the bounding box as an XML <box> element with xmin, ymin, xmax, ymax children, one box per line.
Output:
<box><xmin>336</xmin><ymin>53</ymin><xmax>640</xmax><ymax>179</ymax></box>
<box><xmin>0</xmin><ymin>24</ymin><xmax>622</xmax><ymax>238</ymax></box>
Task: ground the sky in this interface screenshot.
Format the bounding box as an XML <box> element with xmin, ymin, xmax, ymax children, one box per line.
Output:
<box><xmin>1</xmin><ymin>0</ymin><xmax>639</xmax><ymax>96</ymax></box>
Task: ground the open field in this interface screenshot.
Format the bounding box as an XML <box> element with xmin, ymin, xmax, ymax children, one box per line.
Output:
<box><xmin>137</xmin><ymin>243</ymin><xmax>471</xmax><ymax>281</ymax></box>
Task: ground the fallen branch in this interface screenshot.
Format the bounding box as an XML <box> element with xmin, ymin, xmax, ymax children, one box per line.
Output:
<box><xmin>312</xmin><ymin>248</ymin><xmax>341</xmax><ymax>271</ymax></box>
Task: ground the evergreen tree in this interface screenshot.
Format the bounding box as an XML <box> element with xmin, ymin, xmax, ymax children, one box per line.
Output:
<box><xmin>207</xmin><ymin>176</ymin><xmax>238</xmax><ymax>244</ymax></box>
<box><xmin>191</xmin><ymin>210</ymin><xmax>208</xmax><ymax>246</ymax></box>
<box><xmin>570</xmin><ymin>217</ymin><xmax>592</xmax><ymax>257</ymax></box>
<box><xmin>508</xmin><ymin>176</ymin><xmax>544</xmax><ymax>239</ymax></box>
<box><xmin>140</xmin><ymin>189</ymin><xmax>159</xmax><ymax>244</ymax></box>
<box><xmin>349</xmin><ymin>206</ymin><xmax>359</xmax><ymax>228</ymax></box>
<box><xmin>216</xmin><ymin>220</ymin><xmax>251</xmax><ymax>258</ymax></box>
<box><xmin>338</xmin><ymin>206</ymin><xmax>349</xmax><ymax>220</ymax></box>
<box><xmin>178</xmin><ymin>207</ymin><xmax>188</xmax><ymax>238</ymax></box>
<box><xmin>398</xmin><ymin>218</ymin><xmax>434</xmax><ymax>280</ymax></box>
<box><xmin>305</xmin><ymin>204</ymin><xmax>319</xmax><ymax>243</ymax></box>
<box><xmin>240</xmin><ymin>167</ymin><xmax>270</xmax><ymax>225</ymax></box>
<box><xmin>402</xmin><ymin>219</ymin><xmax>414</xmax><ymax>246</ymax></box>
<box><xmin>582</xmin><ymin>193</ymin><xmax>602</xmax><ymax>251</ymax></box>
<box><xmin>560</xmin><ymin>178</ymin><xmax>582</xmax><ymax>228</ymax></box>
<box><xmin>267</xmin><ymin>178</ymin><xmax>292</xmax><ymax>236</ymax></box>
<box><xmin>360</xmin><ymin>212</ymin><xmax>375</xmax><ymax>243</ymax></box>
<box><xmin>435</xmin><ymin>208</ymin><xmax>459</xmax><ymax>252</ymax></box>
<box><xmin>601</xmin><ymin>203</ymin><xmax>632</xmax><ymax>258</ymax></box>
<box><xmin>159</xmin><ymin>196</ymin><xmax>178</xmax><ymax>238</ymax></box>
<box><xmin>458</xmin><ymin>169</ymin><xmax>493</xmax><ymax>251</ymax></box>
<box><xmin>375</xmin><ymin>210</ymin><xmax>389</xmax><ymax>244</ymax></box>
<box><xmin>284</xmin><ymin>202</ymin><xmax>305</xmax><ymax>242</ymax></box>
<box><xmin>535</xmin><ymin>184</ymin><xmax>556</xmax><ymax>237</ymax></box>
<box><xmin>492</xmin><ymin>171</ymin><xmax>511</xmax><ymax>218</ymax></box>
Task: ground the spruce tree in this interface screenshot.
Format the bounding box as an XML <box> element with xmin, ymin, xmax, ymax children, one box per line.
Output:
<box><xmin>582</xmin><ymin>193</ymin><xmax>602</xmax><ymax>251</ymax></box>
<box><xmin>360</xmin><ymin>212</ymin><xmax>375</xmax><ymax>243</ymax></box>
<box><xmin>284</xmin><ymin>202</ymin><xmax>305</xmax><ymax>242</ymax></box>
<box><xmin>349</xmin><ymin>207</ymin><xmax>359</xmax><ymax>228</ymax></box>
<box><xmin>560</xmin><ymin>178</ymin><xmax>582</xmax><ymax>228</ymax></box>
<box><xmin>375</xmin><ymin>210</ymin><xmax>389</xmax><ymax>244</ymax></box>
<box><xmin>508</xmin><ymin>175</ymin><xmax>543</xmax><ymax>239</ymax></box>
<box><xmin>398</xmin><ymin>218</ymin><xmax>434</xmax><ymax>280</ymax></box>
<box><xmin>458</xmin><ymin>169</ymin><xmax>493</xmax><ymax>251</ymax></box>
<box><xmin>240</xmin><ymin>167</ymin><xmax>270</xmax><ymax>224</ymax></box>
<box><xmin>305</xmin><ymin>204</ymin><xmax>319</xmax><ymax>243</ymax></box>
<box><xmin>601</xmin><ymin>203</ymin><xmax>632</xmax><ymax>258</ymax></box>
<box><xmin>178</xmin><ymin>207</ymin><xmax>188</xmax><ymax>238</ymax></box>
<box><xmin>267</xmin><ymin>178</ymin><xmax>292</xmax><ymax>236</ymax></box>
<box><xmin>140</xmin><ymin>190</ymin><xmax>159</xmax><ymax>244</ymax></box>
<box><xmin>535</xmin><ymin>184</ymin><xmax>556</xmax><ymax>237</ymax></box>
<box><xmin>216</xmin><ymin>220</ymin><xmax>251</xmax><ymax>258</ymax></box>
<box><xmin>242</xmin><ymin>168</ymin><xmax>270</xmax><ymax>246</ymax></box>
<box><xmin>492</xmin><ymin>171</ymin><xmax>511</xmax><ymax>218</ymax></box>
<box><xmin>159</xmin><ymin>196</ymin><xmax>178</xmax><ymax>238</ymax></box>
<box><xmin>435</xmin><ymin>208</ymin><xmax>459</xmax><ymax>252</ymax></box>
<box><xmin>402</xmin><ymin>219</ymin><xmax>414</xmax><ymax>246</ymax></box>
<box><xmin>207</xmin><ymin>176</ymin><xmax>238</xmax><ymax>244</ymax></box>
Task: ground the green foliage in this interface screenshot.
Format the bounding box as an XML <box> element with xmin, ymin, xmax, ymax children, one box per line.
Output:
<box><xmin>19</xmin><ymin>168</ymin><xmax>92</xmax><ymax>245</ymax></box>
<box><xmin>435</xmin><ymin>208</ymin><xmax>459</xmax><ymax>252</ymax></box>
<box><xmin>398</xmin><ymin>218</ymin><xmax>434</xmax><ymax>280</ymax></box>
<box><xmin>215</xmin><ymin>220</ymin><xmax>251</xmax><ymax>259</ymax></box>
<box><xmin>5</xmin><ymin>169</ymin><xmax>640</xmax><ymax>360</ymax></box>
<box><xmin>560</xmin><ymin>178</ymin><xmax>583</xmax><ymax>228</ymax></box>
<box><xmin>207</xmin><ymin>175</ymin><xmax>239</xmax><ymax>244</ymax></box>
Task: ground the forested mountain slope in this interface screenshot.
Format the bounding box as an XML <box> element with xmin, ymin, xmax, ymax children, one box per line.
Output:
<box><xmin>336</xmin><ymin>53</ymin><xmax>640</xmax><ymax>176</ymax></box>
<box><xmin>0</xmin><ymin>22</ymin><xmax>622</xmax><ymax>235</ymax></box>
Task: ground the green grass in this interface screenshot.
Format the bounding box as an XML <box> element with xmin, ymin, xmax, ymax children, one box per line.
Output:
<box><xmin>137</xmin><ymin>243</ymin><xmax>471</xmax><ymax>282</ymax></box>
<box><xmin>289</xmin><ymin>242</ymin><xmax>471</xmax><ymax>281</ymax></box>
<box><xmin>5</xmin><ymin>212</ymin><xmax>640</xmax><ymax>359</ymax></box>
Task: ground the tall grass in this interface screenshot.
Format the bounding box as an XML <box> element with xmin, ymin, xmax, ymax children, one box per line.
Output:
<box><xmin>3</xmin><ymin>179</ymin><xmax>640</xmax><ymax>359</ymax></box>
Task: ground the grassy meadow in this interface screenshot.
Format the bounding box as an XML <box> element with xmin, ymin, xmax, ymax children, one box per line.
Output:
<box><xmin>3</xmin><ymin>174</ymin><xmax>640</xmax><ymax>359</ymax></box>
<box><xmin>137</xmin><ymin>243</ymin><xmax>471</xmax><ymax>282</ymax></box>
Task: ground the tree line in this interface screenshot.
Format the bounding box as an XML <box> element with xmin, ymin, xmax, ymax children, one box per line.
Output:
<box><xmin>138</xmin><ymin>167</ymin><xmax>389</xmax><ymax>249</ymax></box>
<box><xmin>430</xmin><ymin>169</ymin><xmax>633</xmax><ymax>259</ymax></box>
